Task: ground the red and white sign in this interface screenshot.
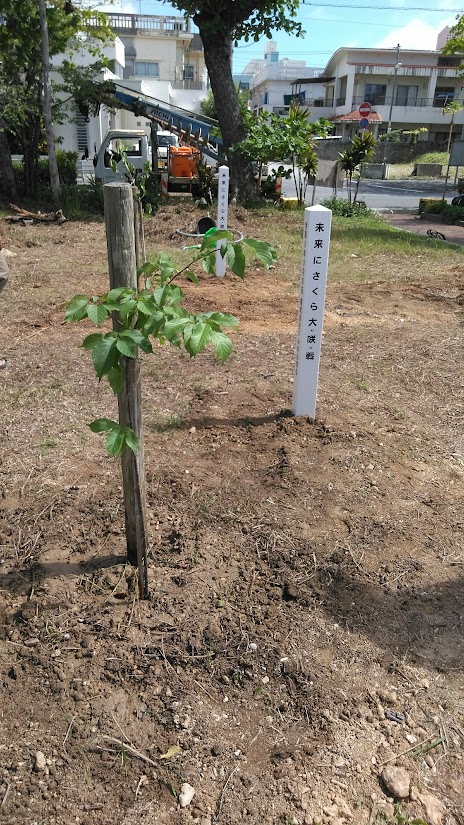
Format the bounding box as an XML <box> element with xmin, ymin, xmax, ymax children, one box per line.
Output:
<box><xmin>359</xmin><ymin>101</ymin><xmax>372</xmax><ymax>117</ymax></box>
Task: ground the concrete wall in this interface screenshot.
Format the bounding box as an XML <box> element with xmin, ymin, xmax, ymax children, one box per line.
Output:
<box><xmin>314</xmin><ymin>139</ymin><xmax>449</xmax><ymax>162</ymax></box>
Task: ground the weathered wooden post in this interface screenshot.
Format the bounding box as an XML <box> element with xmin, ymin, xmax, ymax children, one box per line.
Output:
<box><xmin>132</xmin><ymin>186</ymin><xmax>146</xmax><ymax>273</ymax></box>
<box><xmin>103</xmin><ymin>182</ymin><xmax>148</xmax><ymax>598</ymax></box>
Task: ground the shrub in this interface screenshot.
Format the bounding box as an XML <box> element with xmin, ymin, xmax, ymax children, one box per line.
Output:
<box><xmin>57</xmin><ymin>182</ymin><xmax>105</xmax><ymax>218</ymax></box>
<box><xmin>320</xmin><ymin>197</ymin><xmax>375</xmax><ymax>218</ymax></box>
<box><xmin>139</xmin><ymin>171</ymin><xmax>161</xmax><ymax>214</ymax></box>
<box><xmin>419</xmin><ymin>198</ymin><xmax>442</xmax><ymax>214</ymax></box>
<box><xmin>423</xmin><ymin>200</ymin><xmax>464</xmax><ymax>223</ymax></box>
<box><xmin>13</xmin><ymin>150</ymin><xmax>79</xmax><ymax>196</ymax></box>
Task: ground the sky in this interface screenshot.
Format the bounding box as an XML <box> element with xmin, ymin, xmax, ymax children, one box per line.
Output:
<box><xmin>89</xmin><ymin>0</ymin><xmax>464</xmax><ymax>74</ymax></box>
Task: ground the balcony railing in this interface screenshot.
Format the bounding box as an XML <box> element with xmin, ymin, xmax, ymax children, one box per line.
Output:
<box><xmin>354</xmin><ymin>64</ymin><xmax>459</xmax><ymax>78</ymax></box>
<box><xmin>89</xmin><ymin>12</ymin><xmax>190</xmax><ymax>35</ymax></box>
<box><xmin>351</xmin><ymin>95</ymin><xmax>463</xmax><ymax>108</ymax></box>
<box><xmin>271</xmin><ymin>103</ymin><xmax>332</xmax><ymax>116</ymax></box>
<box><xmin>171</xmin><ymin>80</ymin><xmax>205</xmax><ymax>90</ymax></box>
<box><xmin>251</xmin><ymin>65</ymin><xmax>322</xmax><ymax>87</ymax></box>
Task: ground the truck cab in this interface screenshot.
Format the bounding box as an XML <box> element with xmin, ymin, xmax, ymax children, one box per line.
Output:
<box><xmin>155</xmin><ymin>131</ymin><xmax>179</xmax><ymax>168</ymax></box>
<box><xmin>94</xmin><ymin>130</ymin><xmax>149</xmax><ymax>185</ymax></box>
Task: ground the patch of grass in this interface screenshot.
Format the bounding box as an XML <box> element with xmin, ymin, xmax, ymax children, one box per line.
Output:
<box><xmin>148</xmin><ymin>411</ymin><xmax>184</xmax><ymax>432</ymax></box>
<box><xmin>143</xmin><ymin>362</ymin><xmax>165</xmax><ymax>380</ymax></box>
<box><xmin>387</xmin><ymin>152</ymin><xmax>449</xmax><ymax>179</ymax></box>
<box><xmin>374</xmin><ymin>806</ymin><xmax>429</xmax><ymax>825</ymax></box>
<box><xmin>353</xmin><ymin>378</ymin><xmax>369</xmax><ymax>392</ymax></box>
<box><xmin>202</xmin><ymin>206</ymin><xmax>464</xmax><ymax>287</ymax></box>
<box><xmin>327</xmin><ymin>214</ymin><xmax>464</xmax><ymax>282</ymax></box>
<box><xmin>414</xmin><ymin>150</ymin><xmax>449</xmax><ymax>165</ymax></box>
<box><xmin>387</xmin><ymin>163</ymin><xmax>415</xmax><ymax>179</ymax></box>
<box><xmin>37</xmin><ymin>436</ymin><xmax>58</xmax><ymax>452</ymax></box>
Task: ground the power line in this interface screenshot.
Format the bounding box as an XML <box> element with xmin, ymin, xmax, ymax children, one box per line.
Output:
<box><xmin>302</xmin><ymin>2</ymin><xmax>462</xmax><ymax>10</ymax></box>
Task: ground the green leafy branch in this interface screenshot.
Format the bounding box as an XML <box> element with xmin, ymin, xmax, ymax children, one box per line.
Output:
<box><xmin>66</xmin><ymin>228</ymin><xmax>276</xmax><ymax>456</ymax></box>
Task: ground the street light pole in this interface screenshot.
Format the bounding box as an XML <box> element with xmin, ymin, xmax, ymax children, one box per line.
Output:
<box><xmin>381</xmin><ymin>44</ymin><xmax>401</xmax><ymax>180</ymax></box>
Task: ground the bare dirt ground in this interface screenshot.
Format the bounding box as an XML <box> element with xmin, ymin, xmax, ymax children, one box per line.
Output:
<box><xmin>0</xmin><ymin>204</ymin><xmax>463</xmax><ymax>825</ymax></box>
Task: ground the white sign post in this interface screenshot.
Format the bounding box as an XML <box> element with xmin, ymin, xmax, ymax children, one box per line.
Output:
<box><xmin>216</xmin><ymin>165</ymin><xmax>229</xmax><ymax>277</ymax></box>
<box><xmin>292</xmin><ymin>205</ymin><xmax>332</xmax><ymax>418</ymax></box>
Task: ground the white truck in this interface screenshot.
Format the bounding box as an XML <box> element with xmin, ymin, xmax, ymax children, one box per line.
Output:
<box><xmin>91</xmin><ymin>83</ymin><xmax>274</xmax><ymax>196</ymax></box>
<box><xmin>93</xmin><ymin>128</ymin><xmax>206</xmax><ymax>195</ymax></box>
<box><xmin>156</xmin><ymin>130</ymin><xmax>179</xmax><ymax>168</ymax></box>
<box><xmin>92</xmin><ymin>84</ymin><xmax>223</xmax><ymax>194</ymax></box>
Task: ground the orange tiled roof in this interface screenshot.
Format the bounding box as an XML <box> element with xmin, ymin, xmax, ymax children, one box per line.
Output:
<box><xmin>328</xmin><ymin>110</ymin><xmax>383</xmax><ymax>123</ymax></box>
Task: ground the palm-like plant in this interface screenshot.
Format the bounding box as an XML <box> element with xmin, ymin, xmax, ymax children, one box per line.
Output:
<box><xmin>442</xmin><ymin>100</ymin><xmax>463</xmax><ymax>153</ymax></box>
<box><xmin>338</xmin><ymin>131</ymin><xmax>377</xmax><ymax>204</ymax></box>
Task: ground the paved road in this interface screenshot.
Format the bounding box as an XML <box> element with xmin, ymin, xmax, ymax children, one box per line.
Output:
<box><xmin>331</xmin><ymin>178</ymin><xmax>449</xmax><ymax>211</ymax></box>
<box><xmin>273</xmin><ymin>165</ymin><xmax>454</xmax><ymax>211</ymax></box>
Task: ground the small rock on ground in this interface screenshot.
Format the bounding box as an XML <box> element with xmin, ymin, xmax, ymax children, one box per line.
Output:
<box><xmin>380</xmin><ymin>765</ymin><xmax>410</xmax><ymax>799</ymax></box>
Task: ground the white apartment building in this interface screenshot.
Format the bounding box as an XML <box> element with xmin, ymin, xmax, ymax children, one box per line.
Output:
<box><xmin>299</xmin><ymin>35</ymin><xmax>464</xmax><ymax>142</ymax></box>
<box><xmin>244</xmin><ymin>41</ymin><xmax>325</xmax><ymax>118</ymax></box>
<box><xmin>52</xmin><ymin>13</ymin><xmax>208</xmax><ymax>157</ymax></box>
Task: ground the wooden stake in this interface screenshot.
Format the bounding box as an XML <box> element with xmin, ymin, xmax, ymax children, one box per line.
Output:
<box><xmin>103</xmin><ymin>183</ymin><xmax>148</xmax><ymax>598</ymax></box>
<box><xmin>132</xmin><ymin>185</ymin><xmax>146</xmax><ymax>274</ymax></box>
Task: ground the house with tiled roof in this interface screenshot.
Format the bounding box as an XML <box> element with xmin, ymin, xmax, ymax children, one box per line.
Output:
<box><xmin>290</xmin><ymin>31</ymin><xmax>464</xmax><ymax>144</ymax></box>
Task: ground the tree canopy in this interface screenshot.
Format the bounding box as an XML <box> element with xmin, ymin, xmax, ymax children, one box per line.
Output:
<box><xmin>0</xmin><ymin>0</ymin><xmax>111</xmax><ymax>198</ymax></box>
<box><xmin>239</xmin><ymin>102</ymin><xmax>332</xmax><ymax>203</ymax></box>
<box><xmin>169</xmin><ymin>0</ymin><xmax>304</xmax><ymax>200</ymax></box>
<box><xmin>442</xmin><ymin>16</ymin><xmax>464</xmax><ymax>59</ymax></box>
<box><xmin>171</xmin><ymin>0</ymin><xmax>303</xmax><ymax>42</ymax></box>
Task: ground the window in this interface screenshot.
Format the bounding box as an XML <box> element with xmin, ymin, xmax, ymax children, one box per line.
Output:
<box><xmin>364</xmin><ymin>84</ymin><xmax>386</xmax><ymax>105</ymax></box>
<box><xmin>437</xmin><ymin>56</ymin><xmax>461</xmax><ymax>67</ymax></box>
<box><xmin>104</xmin><ymin>138</ymin><xmax>143</xmax><ymax>167</ymax></box>
<box><xmin>75</xmin><ymin>114</ymin><xmax>89</xmax><ymax>153</ymax></box>
<box><xmin>433</xmin><ymin>86</ymin><xmax>457</xmax><ymax>106</ymax></box>
<box><xmin>183</xmin><ymin>64</ymin><xmax>194</xmax><ymax>80</ymax></box>
<box><xmin>395</xmin><ymin>85</ymin><xmax>418</xmax><ymax>106</ymax></box>
<box><xmin>157</xmin><ymin>134</ymin><xmax>178</xmax><ymax>147</ymax></box>
<box><xmin>284</xmin><ymin>92</ymin><xmax>305</xmax><ymax>105</ymax></box>
<box><xmin>134</xmin><ymin>61</ymin><xmax>159</xmax><ymax>77</ymax></box>
<box><xmin>337</xmin><ymin>75</ymin><xmax>347</xmax><ymax>106</ymax></box>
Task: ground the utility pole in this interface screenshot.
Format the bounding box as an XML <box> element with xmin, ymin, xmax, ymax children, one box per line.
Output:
<box><xmin>38</xmin><ymin>0</ymin><xmax>61</xmax><ymax>204</ymax></box>
<box><xmin>381</xmin><ymin>44</ymin><xmax>401</xmax><ymax>180</ymax></box>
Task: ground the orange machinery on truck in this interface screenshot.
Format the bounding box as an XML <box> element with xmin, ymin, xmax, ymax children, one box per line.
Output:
<box><xmin>93</xmin><ymin>82</ymin><xmax>222</xmax><ymax>195</ymax></box>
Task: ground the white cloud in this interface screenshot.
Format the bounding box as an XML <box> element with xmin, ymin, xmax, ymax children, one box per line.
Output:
<box><xmin>374</xmin><ymin>16</ymin><xmax>456</xmax><ymax>50</ymax></box>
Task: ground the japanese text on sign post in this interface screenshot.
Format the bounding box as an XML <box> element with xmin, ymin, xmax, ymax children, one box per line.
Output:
<box><xmin>216</xmin><ymin>165</ymin><xmax>229</xmax><ymax>277</ymax></box>
<box><xmin>292</xmin><ymin>205</ymin><xmax>332</xmax><ymax>418</ymax></box>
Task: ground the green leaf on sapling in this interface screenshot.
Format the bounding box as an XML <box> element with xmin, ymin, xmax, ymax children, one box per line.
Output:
<box><xmin>86</xmin><ymin>303</ymin><xmax>109</xmax><ymax>327</ymax></box>
<box><xmin>81</xmin><ymin>332</ymin><xmax>103</xmax><ymax>351</ymax></box>
<box><xmin>89</xmin><ymin>418</ymin><xmax>119</xmax><ymax>433</ymax></box>
<box><xmin>108</xmin><ymin>366</ymin><xmax>125</xmax><ymax>395</ymax></box>
<box><xmin>210</xmin><ymin>330</ymin><xmax>233</xmax><ymax>363</ymax></box>
<box><xmin>92</xmin><ymin>335</ymin><xmax>118</xmax><ymax>378</ymax></box>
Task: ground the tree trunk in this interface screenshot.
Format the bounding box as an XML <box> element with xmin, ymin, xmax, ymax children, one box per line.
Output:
<box><xmin>0</xmin><ymin>121</ymin><xmax>17</xmax><ymax>201</ymax></box>
<box><xmin>447</xmin><ymin>114</ymin><xmax>454</xmax><ymax>154</ymax></box>
<box><xmin>22</xmin><ymin>115</ymin><xmax>41</xmax><ymax>198</ymax></box>
<box><xmin>38</xmin><ymin>0</ymin><xmax>61</xmax><ymax>203</ymax></box>
<box><xmin>198</xmin><ymin>27</ymin><xmax>257</xmax><ymax>202</ymax></box>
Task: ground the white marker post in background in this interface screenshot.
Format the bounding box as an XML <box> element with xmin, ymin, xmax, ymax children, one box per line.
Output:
<box><xmin>292</xmin><ymin>205</ymin><xmax>332</xmax><ymax>418</ymax></box>
<box><xmin>216</xmin><ymin>165</ymin><xmax>229</xmax><ymax>277</ymax></box>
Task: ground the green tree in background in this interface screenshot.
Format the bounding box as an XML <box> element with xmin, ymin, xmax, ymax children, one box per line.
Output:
<box><xmin>0</xmin><ymin>0</ymin><xmax>111</xmax><ymax>199</ymax></box>
<box><xmin>442</xmin><ymin>16</ymin><xmax>464</xmax><ymax>63</ymax></box>
<box><xmin>200</xmin><ymin>87</ymin><xmax>251</xmax><ymax>122</ymax></box>
<box><xmin>338</xmin><ymin>131</ymin><xmax>376</xmax><ymax>204</ymax></box>
<box><xmin>170</xmin><ymin>0</ymin><xmax>304</xmax><ymax>201</ymax></box>
<box><xmin>239</xmin><ymin>102</ymin><xmax>332</xmax><ymax>204</ymax></box>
